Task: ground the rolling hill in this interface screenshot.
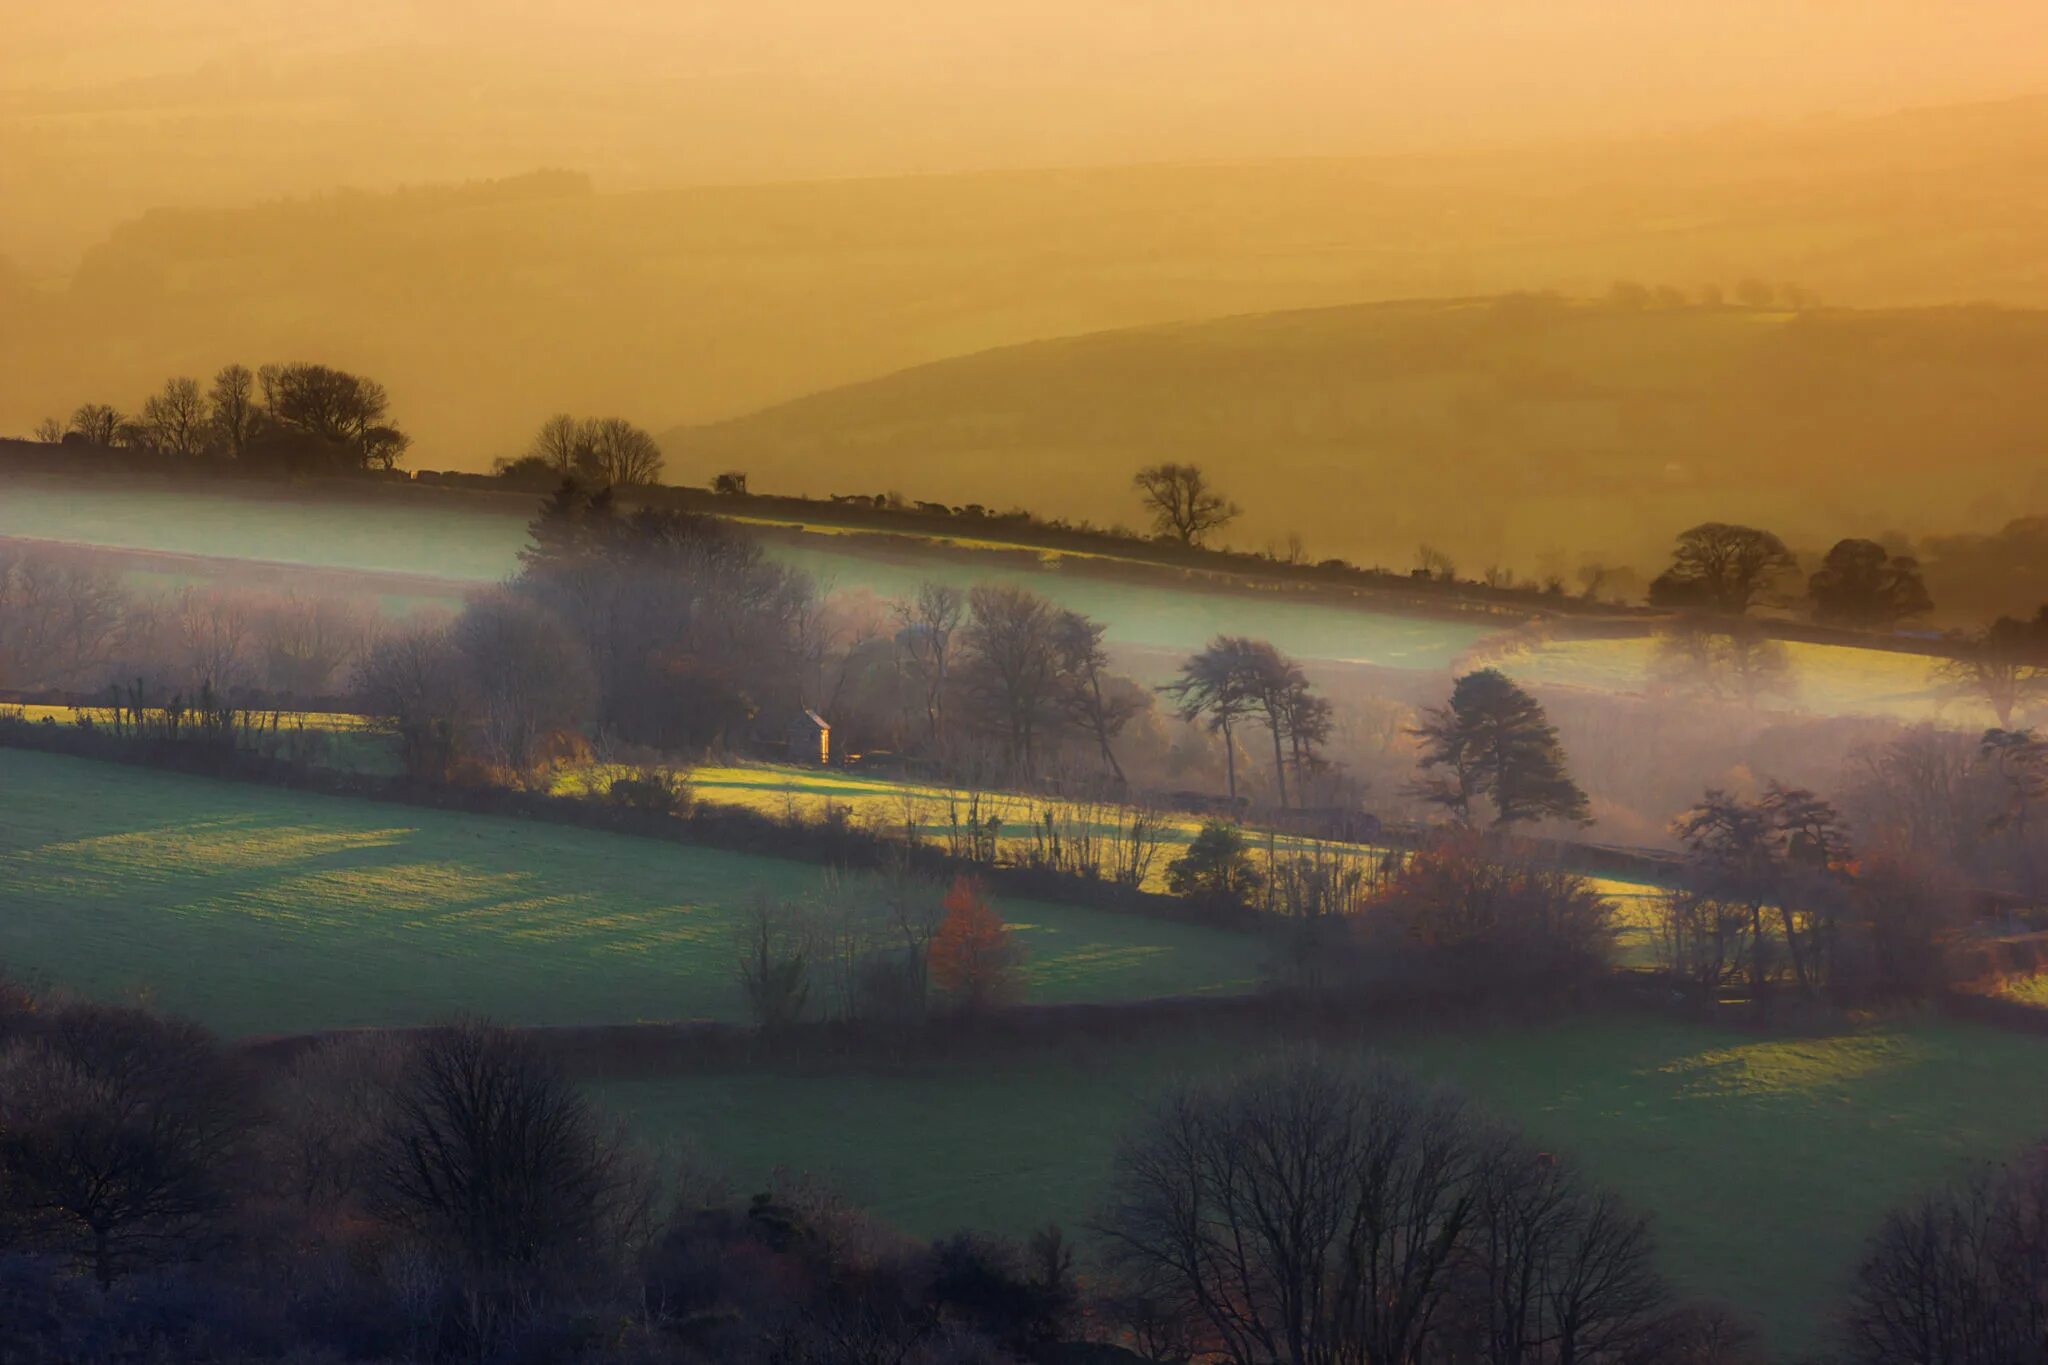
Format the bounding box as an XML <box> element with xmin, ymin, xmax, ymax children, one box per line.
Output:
<box><xmin>671</xmin><ymin>296</ymin><xmax>2048</xmax><ymax>573</ymax></box>
<box><xmin>7</xmin><ymin>93</ymin><xmax>2048</xmax><ymax>476</ymax></box>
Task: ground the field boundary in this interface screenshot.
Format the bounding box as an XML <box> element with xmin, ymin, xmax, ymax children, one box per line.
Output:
<box><xmin>0</xmin><ymin>720</ymin><xmax>1262</xmax><ymax>932</ymax></box>
<box><xmin>234</xmin><ymin>981</ymin><xmax>1667</xmax><ymax>1078</ymax></box>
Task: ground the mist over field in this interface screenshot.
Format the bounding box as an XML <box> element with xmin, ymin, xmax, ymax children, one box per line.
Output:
<box><xmin>10</xmin><ymin>7</ymin><xmax>2048</xmax><ymax>1363</ymax></box>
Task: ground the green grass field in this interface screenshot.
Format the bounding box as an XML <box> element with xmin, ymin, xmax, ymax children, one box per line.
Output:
<box><xmin>0</xmin><ymin>749</ymin><xmax>1261</xmax><ymax>1036</ymax></box>
<box><xmin>596</xmin><ymin>1014</ymin><xmax>2048</xmax><ymax>1359</ymax></box>
<box><xmin>7</xmin><ymin>478</ymin><xmax>1999</xmax><ymax>720</ymax></box>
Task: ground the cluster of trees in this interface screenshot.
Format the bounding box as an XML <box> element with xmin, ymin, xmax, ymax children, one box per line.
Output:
<box><xmin>1097</xmin><ymin>1055</ymin><xmax>1750</xmax><ymax>1365</ymax></box>
<box><xmin>493</xmin><ymin>413</ymin><xmax>666</xmax><ymax>488</ymax></box>
<box><xmin>348</xmin><ymin>488</ymin><xmax>1171</xmax><ymax>789</ymax></box>
<box><xmin>37</xmin><ymin>362</ymin><xmax>411</xmax><ymax>473</ymax></box>
<box><xmin>0</xmin><ymin>989</ymin><xmax>1080</xmax><ymax>1364</ymax></box>
<box><xmin>1846</xmin><ymin>1148</ymin><xmax>2048</xmax><ymax>1365</ymax></box>
<box><xmin>734</xmin><ymin>873</ymin><xmax>1023</xmax><ymax>1030</ymax></box>
<box><xmin>1</xmin><ymin>972</ymin><xmax>1788</xmax><ymax>1365</ymax></box>
<box><xmin>1162</xmin><ymin>636</ymin><xmax>1330</xmax><ymax>808</ymax></box>
<box><xmin>1849</xmin><ymin>723</ymin><xmax>2048</xmax><ymax>908</ymax></box>
<box><xmin>0</xmin><ymin>545</ymin><xmax>370</xmax><ymax>699</ymax></box>
<box><xmin>1654</xmin><ymin>717</ymin><xmax>2048</xmax><ymax>1007</ymax></box>
<box><xmin>1637</xmin><ymin>521</ymin><xmax>2048</xmax><ymax>717</ymax></box>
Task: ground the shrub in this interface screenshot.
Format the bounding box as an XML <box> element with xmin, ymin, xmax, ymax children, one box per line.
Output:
<box><xmin>929</xmin><ymin>878</ymin><xmax>1023</xmax><ymax>1014</ymax></box>
<box><xmin>607</xmin><ymin>765</ymin><xmax>693</xmax><ymax>818</ymax></box>
<box><xmin>1165</xmin><ymin>820</ymin><xmax>1262</xmax><ymax>906</ymax></box>
<box><xmin>1369</xmin><ymin>835</ymin><xmax>1616</xmax><ymax>993</ymax></box>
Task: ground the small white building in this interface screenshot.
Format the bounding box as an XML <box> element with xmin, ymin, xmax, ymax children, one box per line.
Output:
<box><xmin>786</xmin><ymin>709</ymin><xmax>831</xmax><ymax>765</ymax></box>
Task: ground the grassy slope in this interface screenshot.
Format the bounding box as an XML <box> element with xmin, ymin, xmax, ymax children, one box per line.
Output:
<box><xmin>0</xmin><ymin>749</ymin><xmax>1260</xmax><ymax>1036</ymax></box>
<box><xmin>676</xmin><ymin>296</ymin><xmax>2048</xmax><ymax>574</ymax></box>
<box><xmin>0</xmin><ymin>476</ymin><xmax>1995</xmax><ymax>725</ymax></box>
<box><xmin>597</xmin><ymin>1015</ymin><xmax>2048</xmax><ymax>1358</ymax></box>
<box><xmin>0</xmin><ymin>477</ymin><xmax>1495</xmax><ymax>670</ymax></box>
<box><xmin>9</xmin><ymin>93</ymin><xmax>2048</xmax><ymax>462</ymax></box>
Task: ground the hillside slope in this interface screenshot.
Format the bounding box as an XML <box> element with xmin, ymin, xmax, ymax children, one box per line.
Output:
<box><xmin>672</xmin><ymin>297</ymin><xmax>2048</xmax><ymax>571</ymax></box>
<box><xmin>6</xmin><ymin>94</ymin><xmax>2048</xmax><ymax>466</ymax></box>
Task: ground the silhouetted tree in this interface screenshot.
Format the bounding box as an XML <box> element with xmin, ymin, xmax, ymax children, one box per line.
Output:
<box><xmin>894</xmin><ymin>582</ymin><xmax>965</xmax><ymax>753</ymax></box>
<box><xmin>736</xmin><ymin>895</ymin><xmax>812</xmax><ymax>1030</ymax></box>
<box><xmin>0</xmin><ymin>1005</ymin><xmax>251</xmax><ymax>1287</ymax></box>
<box><xmin>959</xmin><ymin>584</ymin><xmax>1064</xmax><ymax>775</ymax></box>
<box><xmin>1164</xmin><ymin>819</ymin><xmax>1261</xmax><ymax>905</ymax></box>
<box><xmin>1937</xmin><ymin>609</ymin><xmax>2048</xmax><ymax>727</ymax></box>
<box><xmin>514</xmin><ymin>483</ymin><xmax>812</xmax><ymax>749</ymax></box>
<box><xmin>352</xmin><ymin>623</ymin><xmax>467</xmax><ymax>779</ymax></box>
<box><xmin>1843</xmin><ymin>1152</ymin><xmax>2048</xmax><ymax>1365</ymax></box>
<box><xmin>527</xmin><ymin>412</ymin><xmax>589</xmax><ymax>475</ymax></box>
<box><xmin>1132</xmin><ymin>463</ymin><xmax>1239</xmax><ymax>546</ymax></box>
<box><xmin>1164</xmin><ymin>637</ymin><xmax>1321</xmax><ymax>808</ymax></box>
<box><xmin>1053</xmin><ymin>609</ymin><xmax>1142</xmax><ymax>783</ymax></box>
<box><xmin>1981</xmin><ymin>728</ymin><xmax>2048</xmax><ymax>898</ymax></box>
<box><xmin>257</xmin><ymin>362</ymin><xmax>409</xmax><ymax>470</ymax></box>
<box><xmin>1412</xmin><ymin>669</ymin><xmax>1590</xmax><ymax>828</ymax></box>
<box><xmin>1809</xmin><ymin>538</ymin><xmax>1933</xmax><ymax>629</ymax></box>
<box><xmin>208</xmin><ymin>364</ymin><xmax>260</xmax><ymax>460</ymax></box>
<box><xmin>452</xmin><ymin>590</ymin><xmax>594</xmax><ymax>775</ymax></box>
<box><xmin>1649</xmin><ymin>523</ymin><xmax>1796</xmax><ymax>614</ymax></box>
<box><xmin>67</xmin><ymin>402</ymin><xmax>123</xmax><ymax>447</ymax></box>
<box><xmin>1163</xmin><ymin>639</ymin><xmax>1258</xmax><ymax>806</ymax></box>
<box><xmin>580</xmin><ymin>415</ymin><xmax>664</xmax><ymax>486</ymax></box>
<box><xmin>1095</xmin><ymin>1058</ymin><xmax>1492</xmax><ymax>1365</ymax></box>
<box><xmin>137</xmin><ymin>376</ymin><xmax>212</xmax><ymax>459</ymax></box>
<box><xmin>366</xmin><ymin>1021</ymin><xmax>648</xmax><ymax>1272</ymax></box>
<box><xmin>1670</xmin><ymin>783</ymin><xmax>1851</xmax><ymax>1000</ymax></box>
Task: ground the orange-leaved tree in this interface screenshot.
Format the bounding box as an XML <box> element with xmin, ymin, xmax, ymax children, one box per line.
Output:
<box><xmin>929</xmin><ymin>877</ymin><xmax>1023</xmax><ymax>1013</ymax></box>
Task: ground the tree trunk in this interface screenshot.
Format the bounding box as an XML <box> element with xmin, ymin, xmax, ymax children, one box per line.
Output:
<box><xmin>1221</xmin><ymin>717</ymin><xmax>1237</xmax><ymax>807</ymax></box>
<box><xmin>1268</xmin><ymin>719</ymin><xmax>1289</xmax><ymax>810</ymax></box>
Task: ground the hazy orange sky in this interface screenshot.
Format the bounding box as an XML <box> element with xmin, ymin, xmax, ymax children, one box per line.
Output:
<box><xmin>7</xmin><ymin>0</ymin><xmax>2048</xmax><ymax>271</ymax></box>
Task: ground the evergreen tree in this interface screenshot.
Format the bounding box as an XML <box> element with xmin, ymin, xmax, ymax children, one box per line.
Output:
<box><xmin>1412</xmin><ymin>669</ymin><xmax>1590</xmax><ymax>827</ymax></box>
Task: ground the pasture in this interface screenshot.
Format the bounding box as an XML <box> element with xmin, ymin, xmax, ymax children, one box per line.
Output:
<box><xmin>0</xmin><ymin>478</ymin><xmax>1493</xmax><ymax>670</ymax></box>
<box><xmin>596</xmin><ymin>1013</ymin><xmax>2048</xmax><ymax>1359</ymax></box>
<box><xmin>4</xmin><ymin>477</ymin><xmax>1992</xmax><ymax>721</ymax></box>
<box><xmin>0</xmin><ymin>749</ymin><xmax>1261</xmax><ymax>1037</ymax></box>
<box><xmin>1500</xmin><ymin>634</ymin><xmax>1988</xmax><ymax>727</ymax></box>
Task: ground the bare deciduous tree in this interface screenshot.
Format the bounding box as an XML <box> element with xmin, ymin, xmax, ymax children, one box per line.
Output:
<box><xmin>68</xmin><ymin>402</ymin><xmax>123</xmax><ymax>446</ymax></box>
<box><xmin>138</xmin><ymin>376</ymin><xmax>213</xmax><ymax>459</ymax></box>
<box><xmin>959</xmin><ymin>584</ymin><xmax>1065</xmax><ymax>776</ymax></box>
<box><xmin>208</xmin><ymin>364</ymin><xmax>260</xmax><ymax>460</ymax></box>
<box><xmin>1132</xmin><ymin>463</ymin><xmax>1240</xmax><ymax>547</ymax></box>
<box><xmin>353</xmin><ymin>621</ymin><xmax>467</xmax><ymax>779</ymax></box>
<box><xmin>894</xmin><ymin>581</ymin><xmax>965</xmax><ymax>752</ymax></box>
<box><xmin>1095</xmin><ymin>1057</ymin><xmax>1492</xmax><ymax>1365</ymax></box>
<box><xmin>366</xmin><ymin>1021</ymin><xmax>651</xmax><ymax>1272</ymax></box>
<box><xmin>453</xmin><ymin>590</ymin><xmax>594</xmax><ymax>777</ymax></box>
<box><xmin>581</xmin><ymin>415</ymin><xmax>665</xmax><ymax>486</ymax></box>
<box><xmin>1844</xmin><ymin>1154</ymin><xmax>2048</xmax><ymax>1365</ymax></box>
<box><xmin>0</xmin><ymin>1004</ymin><xmax>251</xmax><ymax>1287</ymax></box>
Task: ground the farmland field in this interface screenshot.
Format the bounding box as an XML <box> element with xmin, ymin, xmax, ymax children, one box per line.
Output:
<box><xmin>596</xmin><ymin>1014</ymin><xmax>2048</xmax><ymax>1359</ymax></box>
<box><xmin>3</xmin><ymin>476</ymin><xmax>1992</xmax><ymax>722</ymax></box>
<box><xmin>1</xmin><ymin>478</ymin><xmax>1492</xmax><ymax>669</ymax></box>
<box><xmin>0</xmin><ymin>749</ymin><xmax>1261</xmax><ymax>1036</ymax></box>
<box><xmin>1497</xmin><ymin>634</ymin><xmax>1988</xmax><ymax>727</ymax></box>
